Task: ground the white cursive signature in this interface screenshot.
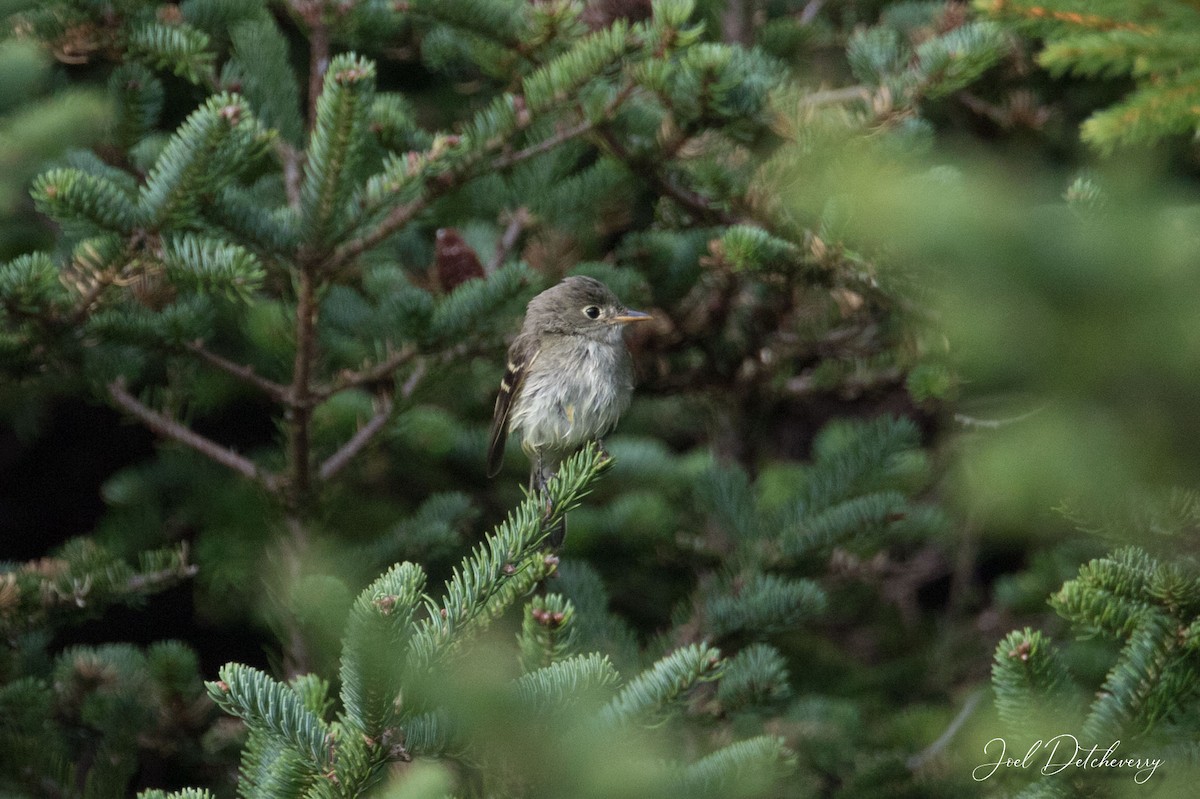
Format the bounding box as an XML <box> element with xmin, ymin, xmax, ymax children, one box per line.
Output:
<box><xmin>972</xmin><ymin>734</ymin><xmax>1162</xmax><ymax>784</ymax></box>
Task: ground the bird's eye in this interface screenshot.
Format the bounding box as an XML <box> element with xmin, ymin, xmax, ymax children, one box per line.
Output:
<box><xmin>583</xmin><ymin>305</ymin><xmax>601</xmax><ymax>319</ymax></box>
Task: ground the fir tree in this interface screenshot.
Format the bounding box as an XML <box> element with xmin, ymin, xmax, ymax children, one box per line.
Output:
<box><xmin>0</xmin><ymin>542</ymin><xmax>226</xmax><ymax>796</ymax></box>
<box><xmin>0</xmin><ymin>1</ymin><xmax>1094</xmax><ymax>797</ymax></box>
<box><xmin>0</xmin><ymin>0</ymin><xmax>1000</xmax><ymax>676</ymax></box>
<box><xmin>992</xmin><ymin>529</ymin><xmax>1200</xmax><ymax>797</ymax></box>
<box><xmin>203</xmin><ymin>447</ymin><xmax>793</xmax><ymax>798</ymax></box>
<box><xmin>979</xmin><ymin>0</ymin><xmax>1200</xmax><ymax>152</ymax></box>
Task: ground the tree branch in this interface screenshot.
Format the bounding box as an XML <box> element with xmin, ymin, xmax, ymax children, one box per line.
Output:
<box><xmin>299</xmin><ymin>0</ymin><xmax>331</xmax><ymax>132</ymax></box>
<box><xmin>596</xmin><ymin>126</ymin><xmax>739</xmax><ymax>225</ymax></box>
<box><xmin>799</xmin><ymin>85</ymin><xmax>871</xmax><ymax>108</ymax></box>
<box><xmin>185</xmin><ymin>340</ymin><xmax>290</xmax><ymax>402</ymax></box>
<box><xmin>107</xmin><ymin>378</ymin><xmax>279</xmax><ymax>490</ymax></box>
<box><xmin>315</xmin><ymin>344</ymin><xmax>418</xmax><ymax>401</ymax></box>
<box><xmin>906</xmin><ymin>689</ymin><xmax>986</xmax><ymax>771</ymax></box>
<box><xmin>317</xmin><ymin>394</ymin><xmax>395</xmax><ymax>482</ymax></box>
<box><xmin>279</xmin><ymin>139</ymin><xmax>304</xmax><ymax>209</ymax></box>
<box><xmin>286</xmin><ymin>266</ymin><xmax>319</xmax><ymax>502</ymax></box>
<box><xmin>124</xmin><ymin>545</ymin><xmax>200</xmax><ymax>590</ymax></box>
<box><xmin>488</xmin><ymin>207</ymin><xmax>532</xmax><ymax>273</ymax></box>
<box><xmin>798</xmin><ymin>0</ymin><xmax>826</xmax><ymax>25</ymax></box>
<box><xmin>327</xmin><ymin>196</ymin><xmax>428</xmax><ymax>272</ymax></box>
<box><xmin>316</xmin><ymin>346</ymin><xmax>446</xmax><ymax>484</ymax></box>
<box><xmin>329</xmin><ymin>83</ymin><xmax>640</xmax><ymax>273</ymax></box>
<box><xmin>490</xmin><ymin>116</ymin><xmax>597</xmax><ymax>170</ymax></box>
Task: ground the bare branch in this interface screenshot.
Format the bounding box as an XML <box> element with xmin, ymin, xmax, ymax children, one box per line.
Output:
<box><xmin>107</xmin><ymin>378</ymin><xmax>280</xmax><ymax>491</ymax></box>
<box><xmin>488</xmin><ymin>207</ymin><xmax>532</xmax><ymax>273</ymax></box>
<box><xmin>287</xmin><ymin>267</ymin><xmax>319</xmax><ymax>500</ymax></box>
<box><xmin>799</xmin><ymin>0</ymin><xmax>826</xmax><ymax>25</ymax></box>
<box><xmin>185</xmin><ymin>340</ymin><xmax>290</xmax><ymax>402</ymax></box>
<box><xmin>490</xmin><ymin>116</ymin><xmax>597</xmax><ymax>170</ymax></box>
<box><xmin>316</xmin><ymin>345</ymin><xmax>463</xmax><ymax>483</ymax></box>
<box><xmin>597</xmin><ymin>127</ymin><xmax>739</xmax><ymax>225</ymax></box>
<box><xmin>318</xmin><ymin>394</ymin><xmax>395</xmax><ymax>482</ymax></box>
<box><xmin>330</xmin><ymin>83</ymin><xmax>640</xmax><ymax>273</ymax></box>
<box><xmin>399</xmin><ymin>357</ymin><xmax>428</xmax><ymax>399</ymax></box>
<box><xmin>328</xmin><ymin>197</ymin><xmax>427</xmax><ymax>272</ymax></box>
<box><xmin>799</xmin><ymin>85</ymin><xmax>871</xmax><ymax>108</ymax></box>
<box><xmin>315</xmin><ymin>345</ymin><xmax>418</xmax><ymax>401</ymax></box>
<box><xmin>298</xmin><ymin>0</ymin><xmax>331</xmax><ymax>132</ymax></box>
<box><xmin>907</xmin><ymin>689</ymin><xmax>987</xmax><ymax>771</ymax></box>
<box><xmin>278</xmin><ymin>139</ymin><xmax>304</xmax><ymax>209</ymax></box>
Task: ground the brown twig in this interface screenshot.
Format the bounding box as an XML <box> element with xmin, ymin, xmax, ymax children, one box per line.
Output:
<box><xmin>317</xmin><ymin>394</ymin><xmax>395</xmax><ymax>482</ymax></box>
<box><xmin>799</xmin><ymin>85</ymin><xmax>871</xmax><ymax>108</ymax></box>
<box><xmin>315</xmin><ymin>345</ymin><xmax>418</xmax><ymax>401</ymax></box>
<box><xmin>798</xmin><ymin>0</ymin><xmax>826</xmax><ymax>25</ymax></box>
<box><xmin>596</xmin><ymin>126</ymin><xmax>739</xmax><ymax>225</ymax></box>
<box><xmin>488</xmin><ymin>207</ymin><xmax>532</xmax><ymax>273</ymax></box>
<box><xmin>490</xmin><ymin>117</ymin><xmax>597</xmax><ymax>170</ymax></box>
<box><xmin>278</xmin><ymin>140</ymin><xmax>304</xmax><ymax>209</ymax></box>
<box><xmin>330</xmin><ymin>82</ymin><xmax>641</xmax><ymax>274</ymax></box>
<box><xmin>907</xmin><ymin>689</ymin><xmax>987</xmax><ymax>771</ymax></box>
<box><xmin>300</xmin><ymin>1</ymin><xmax>330</xmax><ymax>132</ymax></box>
<box><xmin>327</xmin><ymin>197</ymin><xmax>427</xmax><ymax>273</ymax></box>
<box><xmin>286</xmin><ymin>267</ymin><xmax>319</xmax><ymax>502</ymax></box>
<box><xmin>185</xmin><ymin>340</ymin><xmax>290</xmax><ymax>402</ymax></box>
<box><xmin>107</xmin><ymin>378</ymin><xmax>280</xmax><ymax>490</ymax></box>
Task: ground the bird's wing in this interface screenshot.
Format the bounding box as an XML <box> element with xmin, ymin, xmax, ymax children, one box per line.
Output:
<box><xmin>487</xmin><ymin>334</ymin><xmax>539</xmax><ymax>477</ymax></box>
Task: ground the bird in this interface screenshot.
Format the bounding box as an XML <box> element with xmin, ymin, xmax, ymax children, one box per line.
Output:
<box><xmin>487</xmin><ymin>276</ymin><xmax>651</xmax><ymax>546</ymax></box>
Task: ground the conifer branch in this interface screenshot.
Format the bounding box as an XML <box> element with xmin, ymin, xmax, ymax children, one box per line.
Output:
<box><xmin>327</xmin><ymin>197</ymin><xmax>427</xmax><ymax>273</ymax></box>
<box><xmin>286</xmin><ymin>267</ymin><xmax>319</xmax><ymax>503</ymax></box>
<box><xmin>488</xmin><ymin>207</ymin><xmax>532</xmax><ymax>273</ymax></box>
<box><xmin>489</xmin><ymin>117</ymin><xmax>597</xmax><ymax>170</ymax></box>
<box><xmin>331</xmin><ymin>81</ymin><xmax>640</xmax><ymax>272</ymax></box>
<box><xmin>318</xmin><ymin>394</ymin><xmax>395</xmax><ymax>482</ymax></box>
<box><xmin>317</xmin><ymin>345</ymin><xmax>418</xmax><ymax>400</ymax></box>
<box><xmin>596</xmin><ymin>126</ymin><xmax>740</xmax><ymax>225</ymax></box>
<box><xmin>296</xmin><ymin>0</ymin><xmax>332</xmax><ymax>132</ymax></box>
<box><xmin>125</xmin><ymin>545</ymin><xmax>200</xmax><ymax>591</ymax></box>
<box><xmin>799</xmin><ymin>85</ymin><xmax>871</xmax><ymax>108</ymax></box>
<box><xmin>279</xmin><ymin>140</ymin><xmax>304</xmax><ymax>209</ymax></box>
<box><xmin>906</xmin><ymin>688</ymin><xmax>986</xmax><ymax>770</ymax></box>
<box><xmin>185</xmin><ymin>340</ymin><xmax>290</xmax><ymax>402</ymax></box>
<box><xmin>106</xmin><ymin>378</ymin><xmax>279</xmax><ymax>490</ymax></box>
<box><xmin>70</xmin><ymin>271</ymin><xmax>119</xmax><ymax>325</ymax></box>
<box><xmin>491</xmin><ymin>80</ymin><xmax>637</xmax><ymax>172</ymax></box>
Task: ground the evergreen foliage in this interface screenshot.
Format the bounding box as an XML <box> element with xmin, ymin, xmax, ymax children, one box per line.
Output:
<box><xmin>979</xmin><ymin>0</ymin><xmax>1200</xmax><ymax>151</ymax></box>
<box><xmin>0</xmin><ymin>538</ymin><xmax>196</xmax><ymax>637</ymax></box>
<box><xmin>0</xmin><ymin>544</ymin><xmax>220</xmax><ymax>797</ymax></box>
<box><xmin>6</xmin><ymin>0</ymin><xmax>1199</xmax><ymax>797</ymax></box>
<box><xmin>201</xmin><ymin>448</ymin><xmax>793</xmax><ymax>797</ymax></box>
<box><xmin>991</xmin><ymin>535</ymin><xmax>1200</xmax><ymax>796</ymax></box>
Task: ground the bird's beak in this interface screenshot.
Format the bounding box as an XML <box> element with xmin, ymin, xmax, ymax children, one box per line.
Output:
<box><xmin>613</xmin><ymin>309</ymin><xmax>652</xmax><ymax>324</ymax></box>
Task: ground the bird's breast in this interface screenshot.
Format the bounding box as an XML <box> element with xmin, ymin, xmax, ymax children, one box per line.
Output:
<box><xmin>511</xmin><ymin>337</ymin><xmax>633</xmax><ymax>454</ymax></box>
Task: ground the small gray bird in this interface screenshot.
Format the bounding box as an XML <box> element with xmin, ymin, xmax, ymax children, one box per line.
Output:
<box><xmin>487</xmin><ymin>276</ymin><xmax>651</xmax><ymax>545</ymax></box>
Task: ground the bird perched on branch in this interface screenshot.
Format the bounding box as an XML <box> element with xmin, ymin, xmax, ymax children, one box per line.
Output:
<box><xmin>487</xmin><ymin>276</ymin><xmax>651</xmax><ymax>546</ymax></box>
